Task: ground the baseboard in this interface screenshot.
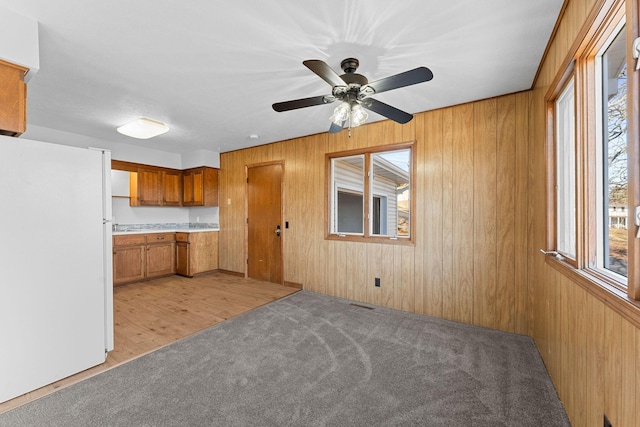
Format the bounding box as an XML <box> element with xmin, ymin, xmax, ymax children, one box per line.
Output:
<box><xmin>284</xmin><ymin>281</ymin><xmax>303</xmax><ymax>289</ymax></box>
<box><xmin>217</xmin><ymin>269</ymin><xmax>245</xmax><ymax>278</ymax></box>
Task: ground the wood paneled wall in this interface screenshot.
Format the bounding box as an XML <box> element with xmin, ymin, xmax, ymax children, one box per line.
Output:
<box><xmin>220</xmin><ymin>4</ymin><xmax>640</xmax><ymax>425</ymax></box>
<box><xmin>527</xmin><ymin>0</ymin><xmax>640</xmax><ymax>426</ymax></box>
<box><xmin>220</xmin><ymin>92</ymin><xmax>530</xmax><ymax>335</ymax></box>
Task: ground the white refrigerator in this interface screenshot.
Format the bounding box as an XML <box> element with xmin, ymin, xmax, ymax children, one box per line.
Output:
<box><xmin>0</xmin><ymin>135</ymin><xmax>114</xmax><ymax>403</ymax></box>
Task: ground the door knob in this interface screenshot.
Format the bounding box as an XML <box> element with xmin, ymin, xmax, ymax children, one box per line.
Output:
<box><xmin>275</xmin><ymin>225</ymin><xmax>281</xmax><ymax>237</ymax></box>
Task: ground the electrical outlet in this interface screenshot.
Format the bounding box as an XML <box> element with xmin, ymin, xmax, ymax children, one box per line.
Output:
<box><xmin>375</xmin><ymin>277</ymin><xmax>380</xmax><ymax>287</ymax></box>
<box><xmin>604</xmin><ymin>414</ymin><xmax>612</xmax><ymax>427</ymax></box>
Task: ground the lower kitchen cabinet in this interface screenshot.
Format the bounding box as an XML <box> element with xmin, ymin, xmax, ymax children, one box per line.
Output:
<box><xmin>175</xmin><ymin>231</ymin><xmax>218</xmax><ymax>277</ymax></box>
<box><xmin>146</xmin><ymin>233</ymin><xmax>176</xmax><ymax>278</ymax></box>
<box><xmin>113</xmin><ymin>233</ymin><xmax>176</xmax><ymax>286</ymax></box>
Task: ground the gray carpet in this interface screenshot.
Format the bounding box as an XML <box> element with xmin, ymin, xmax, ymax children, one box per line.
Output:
<box><xmin>1</xmin><ymin>291</ymin><xmax>570</xmax><ymax>426</ymax></box>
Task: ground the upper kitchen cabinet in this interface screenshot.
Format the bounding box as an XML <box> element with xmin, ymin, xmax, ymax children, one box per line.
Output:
<box><xmin>0</xmin><ymin>60</ymin><xmax>27</xmax><ymax>137</ymax></box>
<box><xmin>112</xmin><ymin>160</ymin><xmax>218</xmax><ymax>207</ymax></box>
<box><xmin>183</xmin><ymin>167</ymin><xmax>218</xmax><ymax>206</ymax></box>
<box><xmin>129</xmin><ymin>166</ymin><xmax>183</xmax><ymax>207</ymax></box>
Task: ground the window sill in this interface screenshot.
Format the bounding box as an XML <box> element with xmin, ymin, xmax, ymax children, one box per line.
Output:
<box><xmin>545</xmin><ymin>256</ymin><xmax>640</xmax><ymax>328</ymax></box>
<box><xmin>325</xmin><ymin>233</ymin><xmax>415</xmax><ymax>246</ymax></box>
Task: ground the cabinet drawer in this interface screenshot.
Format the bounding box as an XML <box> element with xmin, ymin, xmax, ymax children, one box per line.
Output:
<box><xmin>147</xmin><ymin>233</ymin><xmax>175</xmax><ymax>243</ymax></box>
<box><xmin>113</xmin><ymin>234</ymin><xmax>146</xmax><ymax>246</ymax></box>
<box><xmin>175</xmin><ymin>232</ymin><xmax>189</xmax><ymax>243</ymax></box>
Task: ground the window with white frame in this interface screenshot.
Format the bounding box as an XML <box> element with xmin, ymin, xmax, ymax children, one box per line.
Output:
<box><xmin>328</xmin><ymin>144</ymin><xmax>413</xmax><ymax>243</ymax></box>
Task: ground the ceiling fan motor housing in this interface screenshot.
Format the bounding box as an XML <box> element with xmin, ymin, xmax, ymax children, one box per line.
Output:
<box><xmin>340</xmin><ymin>58</ymin><xmax>359</xmax><ymax>73</ymax></box>
<box><xmin>337</xmin><ymin>58</ymin><xmax>370</xmax><ymax>99</ymax></box>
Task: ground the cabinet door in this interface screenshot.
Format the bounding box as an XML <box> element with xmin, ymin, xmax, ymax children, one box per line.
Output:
<box><xmin>192</xmin><ymin>169</ymin><xmax>204</xmax><ymax>205</ymax></box>
<box><xmin>138</xmin><ymin>169</ymin><xmax>162</xmax><ymax>206</ymax></box>
<box><xmin>189</xmin><ymin>232</ymin><xmax>218</xmax><ymax>275</ymax></box>
<box><xmin>183</xmin><ymin>167</ymin><xmax>218</xmax><ymax>206</ymax></box>
<box><xmin>182</xmin><ymin>171</ymin><xmax>194</xmax><ymax>206</ymax></box>
<box><xmin>0</xmin><ymin>60</ymin><xmax>27</xmax><ymax>136</ymax></box>
<box><xmin>113</xmin><ymin>245</ymin><xmax>146</xmax><ymax>285</ymax></box>
<box><xmin>202</xmin><ymin>168</ymin><xmax>219</xmax><ymax>206</ymax></box>
<box><xmin>146</xmin><ymin>242</ymin><xmax>176</xmax><ymax>278</ymax></box>
<box><xmin>176</xmin><ymin>242</ymin><xmax>190</xmax><ymax>277</ymax></box>
<box><xmin>162</xmin><ymin>170</ymin><xmax>182</xmax><ymax>206</ymax></box>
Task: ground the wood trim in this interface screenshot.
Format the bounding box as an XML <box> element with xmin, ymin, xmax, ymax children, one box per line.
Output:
<box><xmin>217</xmin><ymin>269</ymin><xmax>244</xmax><ymax>277</ymax></box>
<box><xmin>112</xmin><ymin>159</ymin><xmax>142</xmax><ymax>172</ymax></box>
<box><xmin>112</xmin><ymin>159</ymin><xmax>180</xmax><ymax>172</ymax></box>
<box><xmin>531</xmin><ymin>0</ymin><xmax>572</xmax><ymax>89</ymax></box>
<box><xmin>628</xmin><ymin>0</ymin><xmax>640</xmax><ymax>300</ymax></box>
<box><xmin>190</xmin><ymin>269</ymin><xmax>221</xmax><ymax>278</ymax></box>
<box><xmin>0</xmin><ymin>58</ymin><xmax>28</xmax><ymax>74</ymax></box>
<box><xmin>284</xmin><ymin>281</ymin><xmax>303</xmax><ymax>289</ymax></box>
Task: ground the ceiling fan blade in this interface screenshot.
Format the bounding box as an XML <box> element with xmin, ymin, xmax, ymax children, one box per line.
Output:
<box><xmin>329</xmin><ymin>121</ymin><xmax>344</xmax><ymax>134</ymax></box>
<box><xmin>272</xmin><ymin>95</ymin><xmax>334</xmax><ymax>112</ymax></box>
<box><xmin>361</xmin><ymin>98</ymin><xmax>413</xmax><ymax>124</ymax></box>
<box><xmin>303</xmin><ymin>60</ymin><xmax>346</xmax><ymax>88</ymax></box>
<box><xmin>363</xmin><ymin>67</ymin><xmax>433</xmax><ymax>95</ymax></box>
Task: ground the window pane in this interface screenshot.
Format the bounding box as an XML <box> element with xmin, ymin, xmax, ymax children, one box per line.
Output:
<box><xmin>600</xmin><ymin>25</ymin><xmax>627</xmax><ymax>277</ymax></box>
<box><xmin>371</xmin><ymin>149</ymin><xmax>410</xmax><ymax>237</ymax></box>
<box><xmin>337</xmin><ymin>190</ymin><xmax>364</xmax><ymax>233</ymax></box>
<box><xmin>556</xmin><ymin>77</ymin><xmax>576</xmax><ymax>259</ymax></box>
<box><xmin>332</xmin><ymin>156</ymin><xmax>364</xmax><ymax>234</ymax></box>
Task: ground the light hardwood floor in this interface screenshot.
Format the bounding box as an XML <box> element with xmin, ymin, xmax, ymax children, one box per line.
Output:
<box><xmin>0</xmin><ymin>272</ymin><xmax>299</xmax><ymax>414</ymax></box>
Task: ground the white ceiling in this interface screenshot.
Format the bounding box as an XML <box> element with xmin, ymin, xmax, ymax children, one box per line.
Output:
<box><xmin>0</xmin><ymin>0</ymin><xmax>563</xmax><ymax>154</ymax></box>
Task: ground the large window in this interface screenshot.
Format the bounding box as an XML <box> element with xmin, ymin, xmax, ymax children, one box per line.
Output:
<box><xmin>327</xmin><ymin>143</ymin><xmax>414</xmax><ymax>244</ymax></box>
<box><xmin>545</xmin><ymin>0</ymin><xmax>639</xmax><ymax>302</ymax></box>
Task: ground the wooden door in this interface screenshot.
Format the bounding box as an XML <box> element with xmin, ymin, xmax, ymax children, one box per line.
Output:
<box><xmin>247</xmin><ymin>163</ymin><xmax>283</xmax><ymax>284</ymax></box>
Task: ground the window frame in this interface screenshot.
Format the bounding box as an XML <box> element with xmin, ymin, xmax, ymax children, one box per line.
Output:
<box><xmin>546</xmin><ymin>69</ymin><xmax>579</xmax><ymax>267</ymax></box>
<box><xmin>325</xmin><ymin>141</ymin><xmax>415</xmax><ymax>245</ymax></box>
<box><xmin>543</xmin><ymin>0</ymin><xmax>640</xmax><ymax>310</ymax></box>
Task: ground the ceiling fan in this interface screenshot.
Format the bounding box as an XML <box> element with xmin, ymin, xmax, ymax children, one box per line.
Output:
<box><xmin>272</xmin><ymin>58</ymin><xmax>433</xmax><ymax>134</ymax></box>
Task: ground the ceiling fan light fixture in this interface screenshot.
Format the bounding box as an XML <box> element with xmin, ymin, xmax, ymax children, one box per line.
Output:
<box><xmin>350</xmin><ymin>104</ymin><xmax>368</xmax><ymax>127</ymax></box>
<box><xmin>330</xmin><ymin>102</ymin><xmax>350</xmax><ymax>125</ymax></box>
<box><xmin>117</xmin><ymin>118</ymin><xmax>170</xmax><ymax>139</ymax></box>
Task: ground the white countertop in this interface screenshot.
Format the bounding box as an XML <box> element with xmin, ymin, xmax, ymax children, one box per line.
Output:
<box><xmin>113</xmin><ymin>228</ymin><xmax>219</xmax><ymax>235</ymax></box>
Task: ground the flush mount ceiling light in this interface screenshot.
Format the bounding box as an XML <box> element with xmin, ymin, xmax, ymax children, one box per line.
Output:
<box><xmin>117</xmin><ymin>118</ymin><xmax>169</xmax><ymax>139</ymax></box>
